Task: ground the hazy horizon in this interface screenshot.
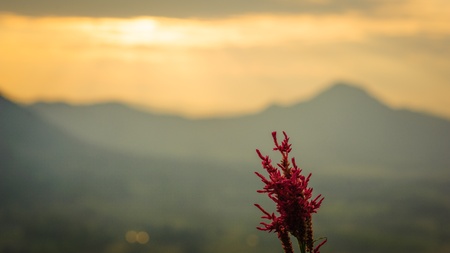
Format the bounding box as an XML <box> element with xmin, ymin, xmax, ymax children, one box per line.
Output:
<box><xmin>1</xmin><ymin>0</ymin><xmax>450</xmax><ymax>119</ymax></box>
<box><xmin>2</xmin><ymin>82</ymin><xmax>450</xmax><ymax>121</ymax></box>
<box><xmin>2</xmin><ymin>78</ymin><xmax>450</xmax><ymax>253</ymax></box>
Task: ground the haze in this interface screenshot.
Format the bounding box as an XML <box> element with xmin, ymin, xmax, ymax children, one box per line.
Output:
<box><xmin>1</xmin><ymin>0</ymin><xmax>449</xmax><ymax>118</ymax></box>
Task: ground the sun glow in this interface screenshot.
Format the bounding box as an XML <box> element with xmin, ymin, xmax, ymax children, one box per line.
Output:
<box><xmin>1</xmin><ymin>5</ymin><xmax>450</xmax><ymax>118</ymax></box>
<box><xmin>2</xmin><ymin>12</ymin><xmax>449</xmax><ymax>49</ymax></box>
<box><xmin>109</xmin><ymin>19</ymin><xmax>158</xmax><ymax>45</ymax></box>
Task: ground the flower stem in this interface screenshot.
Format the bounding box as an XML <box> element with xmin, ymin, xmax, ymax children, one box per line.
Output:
<box><xmin>297</xmin><ymin>237</ymin><xmax>306</xmax><ymax>253</ymax></box>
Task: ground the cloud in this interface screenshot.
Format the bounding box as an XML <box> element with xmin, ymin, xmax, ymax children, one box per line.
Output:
<box><xmin>0</xmin><ymin>1</ymin><xmax>449</xmax><ymax>118</ymax></box>
<box><xmin>0</xmin><ymin>6</ymin><xmax>450</xmax><ymax>116</ymax></box>
<box><xmin>2</xmin><ymin>10</ymin><xmax>448</xmax><ymax>51</ymax></box>
<box><xmin>0</xmin><ymin>0</ymin><xmax>415</xmax><ymax>18</ymax></box>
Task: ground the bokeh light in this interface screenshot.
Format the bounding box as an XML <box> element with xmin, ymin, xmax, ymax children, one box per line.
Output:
<box><xmin>246</xmin><ymin>234</ymin><xmax>259</xmax><ymax>247</ymax></box>
<box><xmin>125</xmin><ymin>230</ymin><xmax>149</xmax><ymax>244</ymax></box>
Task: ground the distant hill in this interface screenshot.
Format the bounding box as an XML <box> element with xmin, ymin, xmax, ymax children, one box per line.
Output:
<box><xmin>0</xmin><ymin>92</ymin><xmax>252</xmax><ymax>214</ymax></box>
<box><xmin>28</xmin><ymin>83</ymin><xmax>450</xmax><ymax>170</ymax></box>
<box><xmin>0</xmin><ymin>94</ymin><xmax>263</xmax><ymax>253</ymax></box>
<box><xmin>0</xmin><ymin>91</ymin><xmax>138</xmax><ymax>206</ymax></box>
<box><xmin>2</xmin><ymin>83</ymin><xmax>450</xmax><ymax>253</ymax></box>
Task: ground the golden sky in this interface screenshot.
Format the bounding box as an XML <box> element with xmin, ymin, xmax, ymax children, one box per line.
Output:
<box><xmin>1</xmin><ymin>0</ymin><xmax>450</xmax><ymax>118</ymax></box>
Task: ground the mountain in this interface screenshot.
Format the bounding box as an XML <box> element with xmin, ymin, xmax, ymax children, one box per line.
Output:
<box><xmin>0</xmin><ymin>92</ymin><xmax>256</xmax><ymax>216</ymax></box>
<box><xmin>28</xmin><ymin>83</ymin><xmax>450</xmax><ymax>170</ymax></box>
<box><xmin>0</xmin><ymin>94</ymin><xmax>264</xmax><ymax>253</ymax></box>
<box><xmin>259</xmin><ymin>83</ymin><xmax>450</xmax><ymax>168</ymax></box>
<box><xmin>2</xmin><ymin>83</ymin><xmax>450</xmax><ymax>253</ymax></box>
<box><xmin>0</xmin><ymin>93</ymin><xmax>148</xmax><ymax>211</ymax></box>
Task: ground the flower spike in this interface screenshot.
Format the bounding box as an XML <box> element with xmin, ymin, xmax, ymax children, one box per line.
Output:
<box><xmin>254</xmin><ymin>131</ymin><xmax>326</xmax><ymax>253</ymax></box>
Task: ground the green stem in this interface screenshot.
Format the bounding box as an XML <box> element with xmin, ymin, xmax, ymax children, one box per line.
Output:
<box><xmin>297</xmin><ymin>237</ymin><xmax>306</xmax><ymax>253</ymax></box>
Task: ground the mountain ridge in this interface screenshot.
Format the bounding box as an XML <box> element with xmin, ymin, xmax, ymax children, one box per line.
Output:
<box><xmin>2</xmin><ymin>83</ymin><xmax>450</xmax><ymax>253</ymax></box>
<box><xmin>20</xmin><ymin>83</ymin><xmax>450</xmax><ymax>170</ymax></box>
<box><xmin>3</xmin><ymin>83</ymin><xmax>450</xmax><ymax>169</ymax></box>
<box><xmin>4</xmin><ymin>83</ymin><xmax>449</xmax><ymax>122</ymax></box>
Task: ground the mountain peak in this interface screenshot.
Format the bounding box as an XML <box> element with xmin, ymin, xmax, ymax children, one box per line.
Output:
<box><xmin>307</xmin><ymin>82</ymin><xmax>385</xmax><ymax>109</ymax></box>
<box><xmin>316</xmin><ymin>83</ymin><xmax>371</xmax><ymax>99</ymax></box>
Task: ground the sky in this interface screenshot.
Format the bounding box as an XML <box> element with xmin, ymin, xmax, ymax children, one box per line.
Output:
<box><xmin>1</xmin><ymin>0</ymin><xmax>450</xmax><ymax>119</ymax></box>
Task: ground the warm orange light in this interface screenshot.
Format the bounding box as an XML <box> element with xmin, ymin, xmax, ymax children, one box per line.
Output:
<box><xmin>246</xmin><ymin>234</ymin><xmax>259</xmax><ymax>247</ymax></box>
<box><xmin>125</xmin><ymin>230</ymin><xmax>138</xmax><ymax>243</ymax></box>
<box><xmin>0</xmin><ymin>6</ymin><xmax>449</xmax><ymax>119</ymax></box>
<box><xmin>136</xmin><ymin>231</ymin><xmax>150</xmax><ymax>244</ymax></box>
<box><xmin>125</xmin><ymin>230</ymin><xmax>149</xmax><ymax>244</ymax></box>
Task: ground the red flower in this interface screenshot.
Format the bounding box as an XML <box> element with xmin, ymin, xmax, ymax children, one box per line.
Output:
<box><xmin>255</xmin><ymin>131</ymin><xmax>326</xmax><ymax>253</ymax></box>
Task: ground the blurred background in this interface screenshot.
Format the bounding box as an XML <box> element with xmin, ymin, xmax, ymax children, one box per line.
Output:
<box><xmin>1</xmin><ymin>1</ymin><xmax>450</xmax><ymax>252</ymax></box>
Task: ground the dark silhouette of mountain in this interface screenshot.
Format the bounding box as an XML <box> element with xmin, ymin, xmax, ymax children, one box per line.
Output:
<box><xmin>28</xmin><ymin>83</ymin><xmax>450</xmax><ymax>170</ymax></box>
<box><xmin>1</xmin><ymin>93</ymin><xmax>249</xmax><ymax>209</ymax></box>
<box><xmin>0</xmin><ymin>94</ymin><xmax>261</xmax><ymax>253</ymax></box>
<box><xmin>259</xmin><ymin>83</ymin><xmax>450</xmax><ymax>168</ymax></box>
<box><xmin>0</xmin><ymin>94</ymin><xmax>73</xmax><ymax>204</ymax></box>
<box><xmin>0</xmin><ymin>93</ymin><xmax>132</xmax><ymax>206</ymax></box>
<box><xmin>2</xmin><ymin>84</ymin><xmax>450</xmax><ymax>253</ymax></box>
